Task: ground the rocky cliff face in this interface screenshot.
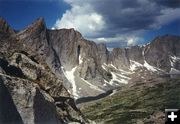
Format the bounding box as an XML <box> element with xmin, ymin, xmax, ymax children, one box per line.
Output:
<box><xmin>0</xmin><ymin>17</ymin><xmax>180</xmax><ymax>123</ymax></box>
<box><xmin>0</xmin><ymin>17</ymin><xmax>86</xmax><ymax>124</ymax></box>
<box><xmin>0</xmin><ymin>75</ymin><xmax>62</xmax><ymax>124</ymax></box>
<box><xmin>145</xmin><ymin>35</ymin><xmax>180</xmax><ymax>71</ymax></box>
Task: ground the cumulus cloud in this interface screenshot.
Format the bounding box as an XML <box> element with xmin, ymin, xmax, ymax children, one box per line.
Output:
<box><xmin>53</xmin><ymin>0</ymin><xmax>180</xmax><ymax>47</ymax></box>
<box><xmin>91</xmin><ymin>34</ymin><xmax>143</xmax><ymax>47</ymax></box>
<box><xmin>52</xmin><ymin>2</ymin><xmax>105</xmax><ymax>37</ymax></box>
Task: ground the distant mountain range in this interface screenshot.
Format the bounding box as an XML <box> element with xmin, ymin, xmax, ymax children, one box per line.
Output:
<box><xmin>0</xmin><ymin>17</ymin><xmax>180</xmax><ymax>124</ymax></box>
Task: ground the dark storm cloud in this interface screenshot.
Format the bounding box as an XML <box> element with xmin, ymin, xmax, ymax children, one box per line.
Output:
<box><xmin>64</xmin><ymin>0</ymin><xmax>179</xmax><ymax>36</ymax></box>
<box><xmin>91</xmin><ymin>0</ymin><xmax>178</xmax><ymax>34</ymax></box>
<box><xmin>151</xmin><ymin>0</ymin><xmax>180</xmax><ymax>8</ymax></box>
<box><xmin>54</xmin><ymin>0</ymin><xmax>180</xmax><ymax>45</ymax></box>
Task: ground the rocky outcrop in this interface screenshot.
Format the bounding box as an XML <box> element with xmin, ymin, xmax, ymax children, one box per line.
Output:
<box><xmin>109</xmin><ymin>48</ymin><xmax>130</xmax><ymax>70</ymax></box>
<box><xmin>144</xmin><ymin>35</ymin><xmax>180</xmax><ymax>71</ymax></box>
<box><xmin>48</xmin><ymin>28</ymin><xmax>82</xmax><ymax>70</ymax></box>
<box><xmin>0</xmin><ymin>52</ymin><xmax>86</xmax><ymax>123</ymax></box>
<box><xmin>0</xmin><ymin>17</ymin><xmax>14</xmax><ymax>35</ymax></box>
<box><xmin>127</xmin><ymin>45</ymin><xmax>144</xmax><ymax>64</ymax></box>
<box><xmin>0</xmin><ymin>18</ymin><xmax>86</xmax><ymax>123</ymax></box>
<box><xmin>97</xmin><ymin>43</ymin><xmax>109</xmax><ymax>64</ymax></box>
<box><xmin>0</xmin><ymin>75</ymin><xmax>62</xmax><ymax>124</ymax></box>
<box><xmin>0</xmin><ymin>77</ymin><xmax>23</xmax><ymax>124</ymax></box>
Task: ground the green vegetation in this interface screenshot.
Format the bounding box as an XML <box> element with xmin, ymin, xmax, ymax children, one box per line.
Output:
<box><xmin>81</xmin><ymin>78</ymin><xmax>180</xmax><ymax>124</ymax></box>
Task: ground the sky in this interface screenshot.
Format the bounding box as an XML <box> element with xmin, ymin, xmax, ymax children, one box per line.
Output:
<box><xmin>0</xmin><ymin>0</ymin><xmax>180</xmax><ymax>48</ymax></box>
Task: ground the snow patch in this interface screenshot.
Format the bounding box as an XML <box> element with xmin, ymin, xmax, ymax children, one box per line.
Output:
<box><xmin>110</xmin><ymin>72</ymin><xmax>128</xmax><ymax>85</ymax></box>
<box><xmin>169</xmin><ymin>55</ymin><xmax>180</xmax><ymax>67</ymax></box>
<box><xmin>171</xmin><ymin>56</ymin><xmax>180</xmax><ymax>61</ymax></box>
<box><xmin>103</xmin><ymin>83</ymin><xmax>107</xmax><ymax>86</ymax></box>
<box><xmin>141</xmin><ymin>76</ymin><xmax>145</xmax><ymax>79</ymax></box>
<box><xmin>169</xmin><ymin>57</ymin><xmax>174</xmax><ymax>66</ymax></box>
<box><xmin>110</xmin><ymin>89</ymin><xmax>118</xmax><ymax>96</ymax></box>
<box><xmin>116</xmin><ymin>73</ymin><xmax>131</xmax><ymax>80</ymax></box>
<box><xmin>61</xmin><ymin>66</ymin><xmax>79</xmax><ymax>99</ymax></box>
<box><xmin>143</xmin><ymin>60</ymin><xmax>157</xmax><ymax>72</ymax></box>
<box><xmin>102</xmin><ymin>64</ymin><xmax>108</xmax><ymax>71</ymax></box>
<box><xmin>107</xmin><ymin>47</ymin><xmax>113</xmax><ymax>51</ymax></box>
<box><xmin>118</xmin><ymin>68</ymin><xmax>132</xmax><ymax>74</ymax></box>
<box><xmin>119</xmin><ymin>78</ymin><xmax>128</xmax><ymax>84</ymax></box>
<box><xmin>130</xmin><ymin>60</ymin><xmax>143</xmax><ymax>71</ymax></box>
<box><xmin>104</xmin><ymin>79</ymin><xmax>109</xmax><ymax>84</ymax></box>
<box><xmin>109</xmin><ymin>72</ymin><xmax>116</xmax><ymax>85</ymax></box>
<box><xmin>142</xmin><ymin>48</ymin><xmax>145</xmax><ymax>56</ymax></box>
<box><xmin>170</xmin><ymin>68</ymin><xmax>180</xmax><ymax>74</ymax></box>
<box><xmin>67</xmin><ymin>90</ymin><xmax>71</xmax><ymax>94</ymax></box>
<box><xmin>109</xmin><ymin>63</ymin><xmax>132</xmax><ymax>74</ymax></box>
<box><xmin>81</xmin><ymin>78</ymin><xmax>104</xmax><ymax>92</ymax></box>
<box><xmin>79</xmin><ymin>55</ymin><xmax>83</xmax><ymax>64</ymax></box>
<box><xmin>110</xmin><ymin>64</ymin><xmax>118</xmax><ymax>70</ymax></box>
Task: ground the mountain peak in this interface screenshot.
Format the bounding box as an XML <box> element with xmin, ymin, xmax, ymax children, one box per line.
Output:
<box><xmin>31</xmin><ymin>17</ymin><xmax>45</xmax><ymax>27</ymax></box>
<box><xmin>0</xmin><ymin>17</ymin><xmax>14</xmax><ymax>34</ymax></box>
<box><xmin>26</xmin><ymin>17</ymin><xmax>46</xmax><ymax>31</ymax></box>
<box><xmin>17</xmin><ymin>17</ymin><xmax>46</xmax><ymax>39</ymax></box>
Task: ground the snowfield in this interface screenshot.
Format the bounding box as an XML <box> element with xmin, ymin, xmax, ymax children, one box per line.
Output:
<box><xmin>143</xmin><ymin>60</ymin><xmax>157</xmax><ymax>72</ymax></box>
<box><xmin>79</xmin><ymin>55</ymin><xmax>83</xmax><ymax>64</ymax></box>
<box><xmin>61</xmin><ymin>66</ymin><xmax>79</xmax><ymax>99</ymax></box>
<box><xmin>81</xmin><ymin>78</ymin><xmax>104</xmax><ymax>92</ymax></box>
<box><xmin>110</xmin><ymin>72</ymin><xmax>129</xmax><ymax>85</ymax></box>
<box><xmin>130</xmin><ymin>60</ymin><xmax>143</xmax><ymax>71</ymax></box>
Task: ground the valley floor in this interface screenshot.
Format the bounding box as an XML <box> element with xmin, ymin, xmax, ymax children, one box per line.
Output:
<box><xmin>80</xmin><ymin>77</ymin><xmax>180</xmax><ymax>124</ymax></box>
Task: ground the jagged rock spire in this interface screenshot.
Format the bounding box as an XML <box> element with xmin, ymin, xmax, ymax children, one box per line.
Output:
<box><xmin>0</xmin><ymin>17</ymin><xmax>14</xmax><ymax>34</ymax></box>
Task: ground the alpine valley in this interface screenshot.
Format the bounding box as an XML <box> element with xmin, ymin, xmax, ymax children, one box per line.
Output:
<box><xmin>0</xmin><ymin>17</ymin><xmax>180</xmax><ymax>124</ymax></box>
